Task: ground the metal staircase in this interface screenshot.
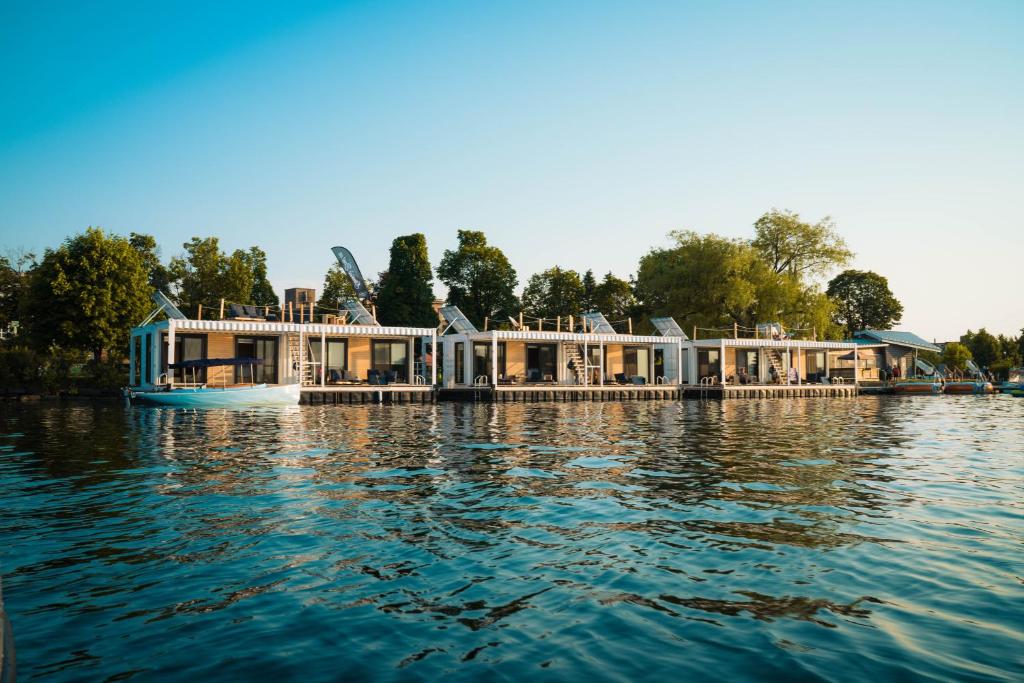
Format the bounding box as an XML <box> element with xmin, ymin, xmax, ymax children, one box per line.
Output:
<box><xmin>287</xmin><ymin>333</ymin><xmax>315</xmax><ymax>386</ymax></box>
<box><xmin>765</xmin><ymin>348</ymin><xmax>785</xmax><ymax>380</ymax></box>
<box><xmin>564</xmin><ymin>344</ymin><xmax>600</xmax><ymax>385</ymax></box>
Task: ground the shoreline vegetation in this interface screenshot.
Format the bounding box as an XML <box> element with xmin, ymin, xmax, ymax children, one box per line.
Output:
<box><xmin>2</xmin><ymin>209</ymin><xmax>1021</xmax><ymax>398</ymax></box>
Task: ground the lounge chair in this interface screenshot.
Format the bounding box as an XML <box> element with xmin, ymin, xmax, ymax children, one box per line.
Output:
<box><xmin>367</xmin><ymin>369</ymin><xmax>383</xmax><ymax>386</ymax></box>
<box><xmin>614</xmin><ymin>373</ymin><xmax>629</xmax><ymax>384</ymax></box>
<box><xmin>631</xmin><ymin>376</ymin><xmax>647</xmax><ymax>385</ymax></box>
<box><xmin>384</xmin><ymin>371</ymin><xmax>399</xmax><ymax>385</ymax></box>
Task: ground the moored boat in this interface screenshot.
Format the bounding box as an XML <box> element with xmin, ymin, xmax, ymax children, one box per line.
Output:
<box><xmin>943</xmin><ymin>380</ymin><xmax>994</xmax><ymax>395</ymax></box>
<box><xmin>893</xmin><ymin>380</ymin><xmax>943</xmax><ymax>395</ymax></box>
<box><xmin>128</xmin><ymin>382</ymin><xmax>300</xmax><ymax>407</ymax></box>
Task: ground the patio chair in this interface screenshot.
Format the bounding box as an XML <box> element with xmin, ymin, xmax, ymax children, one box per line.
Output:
<box><xmin>367</xmin><ymin>369</ymin><xmax>382</xmax><ymax>385</ymax></box>
<box><xmin>328</xmin><ymin>369</ymin><xmax>343</xmax><ymax>384</ymax></box>
<box><xmin>614</xmin><ymin>373</ymin><xmax>629</xmax><ymax>384</ymax></box>
<box><xmin>631</xmin><ymin>376</ymin><xmax>647</xmax><ymax>385</ymax></box>
<box><xmin>384</xmin><ymin>371</ymin><xmax>398</xmax><ymax>385</ymax></box>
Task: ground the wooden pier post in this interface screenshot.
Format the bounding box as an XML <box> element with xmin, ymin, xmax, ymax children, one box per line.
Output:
<box><xmin>628</xmin><ymin>318</ymin><xmax>633</xmax><ymax>334</ymax></box>
<box><xmin>219</xmin><ymin>299</ymin><xmax>225</xmax><ymax>319</ymax></box>
<box><xmin>197</xmin><ymin>304</ymin><xmax>203</xmax><ymax>320</ymax></box>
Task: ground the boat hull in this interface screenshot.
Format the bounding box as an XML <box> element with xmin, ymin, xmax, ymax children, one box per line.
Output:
<box><xmin>893</xmin><ymin>381</ymin><xmax>942</xmax><ymax>395</ymax></box>
<box><xmin>943</xmin><ymin>381</ymin><xmax>994</xmax><ymax>395</ymax></box>
<box><xmin>129</xmin><ymin>383</ymin><xmax>300</xmax><ymax>407</ymax></box>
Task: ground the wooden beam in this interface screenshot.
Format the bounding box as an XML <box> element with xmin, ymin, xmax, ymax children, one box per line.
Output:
<box><xmin>219</xmin><ymin>298</ymin><xmax>225</xmax><ymax>319</ymax></box>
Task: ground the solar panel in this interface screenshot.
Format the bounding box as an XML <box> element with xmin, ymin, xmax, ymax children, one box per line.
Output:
<box><xmin>439</xmin><ymin>305</ymin><xmax>478</xmax><ymax>334</ymax></box>
<box><xmin>580</xmin><ymin>312</ymin><xmax>616</xmax><ymax>334</ymax></box>
<box><xmin>650</xmin><ymin>316</ymin><xmax>687</xmax><ymax>339</ymax></box>
<box><xmin>340</xmin><ymin>299</ymin><xmax>377</xmax><ymax>325</ymax></box>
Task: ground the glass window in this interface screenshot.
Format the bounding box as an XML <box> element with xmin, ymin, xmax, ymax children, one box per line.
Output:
<box><xmin>624</xmin><ymin>347</ymin><xmax>650</xmax><ymax>380</ymax></box>
<box><xmin>698</xmin><ymin>350</ymin><xmax>720</xmax><ymax>380</ymax></box>
<box><xmin>144</xmin><ymin>334</ymin><xmax>152</xmax><ymax>384</ymax></box>
<box><xmin>526</xmin><ymin>344</ymin><xmax>557</xmax><ymax>382</ymax></box>
<box><xmin>132</xmin><ymin>336</ymin><xmax>142</xmax><ymax>385</ymax></box>
<box><xmin>654</xmin><ymin>348</ymin><xmax>665</xmax><ymax>379</ymax></box>
<box><xmin>163</xmin><ymin>334</ymin><xmax>207</xmax><ymax>384</ymax></box>
<box><xmin>309</xmin><ymin>338</ymin><xmax>348</xmax><ymax>381</ymax></box>
<box><xmin>236</xmin><ymin>337</ymin><xmax>278</xmax><ymax>384</ymax></box>
<box><xmin>454</xmin><ymin>342</ymin><xmax>465</xmax><ymax>384</ymax></box>
<box><xmin>473</xmin><ymin>342</ymin><xmax>507</xmax><ymax>381</ymax></box>
<box><xmin>372</xmin><ymin>340</ymin><xmax>409</xmax><ymax>382</ymax></box>
<box><xmin>736</xmin><ymin>349</ymin><xmax>758</xmax><ymax>378</ymax></box>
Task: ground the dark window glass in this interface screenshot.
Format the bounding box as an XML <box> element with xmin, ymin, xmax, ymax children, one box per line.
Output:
<box><xmin>144</xmin><ymin>334</ymin><xmax>152</xmax><ymax>384</ymax></box>
<box><xmin>654</xmin><ymin>348</ymin><xmax>665</xmax><ymax>379</ymax></box>
<box><xmin>372</xmin><ymin>340</ymin><xmax>409</xmax><ymax>382</ymax></box>
<box><xmin>454</xmin><ymin>342</ymin><xmax>465</xmax><ymax>384</ymax></box>
<box><xmin>624</xmin><ymin>347</ymin><xmax>650</xmax><ymax>379</ymax></box>
<box><xmin>473</xmin><ymin>342</ymin><xmax>507</xmax><ymax>380</ymax></box>
<box><xmin>698</xmin><ymin>350</ymin><xmax>720</xmax><ymax>380</ymax></box>
<box><xmin>526</xmin><ymin>344</ymin><xmax>557</xmax><ymax>382</ymax></box>
<box><xmin>236</xmin><ymin>337</ymin><xmax>278</xmax><ymax>384</ymax></box>
<box><xmin>162</xmin><ymin>334</ymin><xmax>208</xmax><ymax>384</ymax></box>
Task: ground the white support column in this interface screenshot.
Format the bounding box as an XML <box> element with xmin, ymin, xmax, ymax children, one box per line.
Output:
<box><xmin>599</xmin><ymin>340</ymin><xmax>605</xmax><ymax>386</ymax></box>
<box><xmin>166</xmin><ymin>320</ymin><xmax>175</xmax><ymax>388</ymax></box>
<box><xmin>649</xmin><ymin>344</ymin><xmax>656</xmax><ymax>383</ymax></box>
<box><xmin>464</xmin><ymin>339</ymin><xmax>472</xmax><ymax>385</ymax></box>
<box><xmin>491</xmin><ymin>332</ymin><xmax>498</xmax><ymax>386</ymax></box>
<box><xmin>129</xmin><ymin>332</ymin><xmax>137</xmax><ymax>387</ymax></box>
<box><xmin>676</xmin><ymin>341</ymin><xmax>683</xmax><ymax>385</ymax></box>
<box><xmin>151</xmin><ymin>329</ymin><xmax>161</xmax><ymax>386</ymax></box>
<box><xmin>720</xmin><ymin>338</ymin><xmax>726</xmax><ymax>384</ymax></box>
<box><xmin>407</xmin><ymin>338</ymin><xmax>414</xmax><ymax>385</ymax></box>
<box><xmin>320</xmin><ymin>328</ymin><xmax>326</xmax><ymax>387</ymax></box>
<box><xmin>585</xmin><ymin>339</ymin><xmax>593</xmax><ymax>387</ymax></box>
<box><xmin>688</xmin><ymin>346</ymin><xmax>698</xmax><ymax>385</ymax></box>
<box><xmin>784</xmin><ymin>343</ymin><xmax>791</xmax><ymax>384</ymax></box>
<box><xmin>431</xmin><ymin>332</ymin><xmax>437</xmax><ymax>386</ymax></box>
<box><xmin>854</xmin><ymin>345</ymin><xmax>859</xmax><ymax>386</ymax></box>
<box><xmin>824</xmin><ymin>348</ymin><xmax>830</xmax><ymax>379</ymax></box>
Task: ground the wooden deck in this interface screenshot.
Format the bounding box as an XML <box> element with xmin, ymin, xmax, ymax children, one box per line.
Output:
<box><xmin>681</xmin><ymin>384</ymin><xmax>858</xmax><ymax>399</ymax></box>
<box><xmin>440</xmin><ymin>385</ymin><xmax>681</xmax><ymax>402</ymax></box>
<box><xmin>300</xmin><ymin>385</ymin><xmax>435</xmax><ymax>404</ymax></box>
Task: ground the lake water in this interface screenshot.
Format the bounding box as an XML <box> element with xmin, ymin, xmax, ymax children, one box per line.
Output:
<box><xmin>1</xmin><ymin>397</ymin><xmax>1022</xmax><ymax>682</ymax></box>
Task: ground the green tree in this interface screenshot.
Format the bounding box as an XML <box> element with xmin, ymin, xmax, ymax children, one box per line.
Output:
<box><xmin>581</xmin><ymin>269</ymin><xmax>598</xmax><ymax>311</ymax></box>
<box><xmin>169</xmin><ymin>238</ymin><xmax>263</xmax><ymax>316</ymax></box>
<box><xmin>316</xmin><ymin>263</ymin><xmax>358</xmax><ymax>311</ymax></box>
<box><xmin>436</xmin><ymin>230</ymin><xmax>519</xmax><ymax>328</ymax></box>
<box><xmin>244</xmin><ymin>247</ymin><xmax>279</xmax><ymax>307</ymax></box>
<box><xmin>752</xmin><ymin>209</ymin><xmax>852</xmax><ymax>278</ymax></box>
<box><xmin>374</xmin><ymin>233</ymin><xmax>437</xmax><ymax>327</ymax></box>
<box><xmin>960</xmin><ymin>328</ymin><xmax>1000</xmax><ymax>368</ymax></box>
<box><xmin>0</xmin><ymin>249</ymin><xmax>35</xmax><ymax>328</ymax></box>
<box><xmin>521</xmin><ymin>266</ymin><xmax>585</xmax><ymax>319</ymax></box>
<box><xmin>129</xmin><ymin>233</ymin><xmax>174</xmax><ymax>293</ymax></box>
<box><xmin>941</xmin><ymin>342</ymin><xmax>972</xmax><ymax>371</ymax></box>
<box><xmin>591</xmin><ymin>272</ymin><xmax>636</xmax><ymax>321</ymax></box>
<box><xmin>25</xmin><ymin>227</ymin><xmax>152</xmax><ymax>360</ymax></box>
<box><xmin>825</xmin><ymin>269</ymin><xmax>904</xmax><ymax>337</ymax></box>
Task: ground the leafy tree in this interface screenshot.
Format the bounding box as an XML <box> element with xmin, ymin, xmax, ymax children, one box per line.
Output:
<box><xmin>635</xmin><ymin>230</ymin><xmax>842</xmax><ymax>339</ymax></box>
<box><xmin>436</xmin><ymin>230</ymin><xmax>519</xmax><ymax>328</ymax></box>
<box><xmin>129</xmin><ymin>233</ymin><xmax>174</xmax><ymax>293</ymax></box>
<box><xmin>24</xmin><ymin>227</ymin><xmax>151</xmax><ymax>360</ymax></box>
<box><xmin>591</xmin><ymin>272</ymin><xmax>636</xmax><ymax>321</ymax></box>
<box><xmin>752</xmin><ymin>209</ymin><xmax>852</xmax><ymax>278</ymax></box>
<box><xmin>941</xmin><ymin>342</ymin><xmax>972</xmax><ymax>371</ymax></box>
<box><xmin>374</xmin><ymin>234</ymin><xmax>437</xmax><ymax>327</ymax></box>
<box><xmin>581</xmin><ymin>269</ymin><xmax>598</xmax><ymax>311</ymax></box>
<box><xmin>169</xmin><ymin>238</ymin><xmax>266</xmax><ymax>316</ymax></box>
<box><xmin>244</xmin><ymin>247</ymin><xmax>278</xmax><ymax>307</ymax></box>
<box><xmin>0</xmin><ymin>249</ymin><xmax>35</xmax><ymax>327</ymax></box>
<box><xmin>961</xmin><ymin>328</ymin><xmax>1000</xmax><ymax>368</ymax></box>
<box><xmin>825</xmin><ymin>269</ymin><xmax>904</xmax><ymax>337</ymax></box>
<box><xmin>317</xmin><ymin>263</ymin><xmax>358</xmax><ymax>311</ymax></box>
<box><xmin>521</xmin><ymin>267</ymin><xmax>585</xmax><ymax>319</ymax></box>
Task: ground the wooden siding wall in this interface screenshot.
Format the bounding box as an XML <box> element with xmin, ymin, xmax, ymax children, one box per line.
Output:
<box><xmin>506</xmin><ymin>342</ymin><xmax>526</xmax><ymax>378</ymax></box>
<box><xmin>349</xmin><ymin>338</ymin><xmax>372</xmax><ymax>380</ymax></box>
<box><xmin>206</xmin><ymin>332</ymin><xmax>235</xmax><ymax>385</ymax></box>
<box><xmin>605</xmin><ymin>345</ymin><xmax>623</xmax><ymax>378</ymax></box>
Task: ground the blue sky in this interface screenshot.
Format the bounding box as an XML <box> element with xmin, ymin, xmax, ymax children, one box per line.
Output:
<box><xmin>1</xmin><ymin>0</ymin><xmax>1021</xmax><ymax>340</ymax></box>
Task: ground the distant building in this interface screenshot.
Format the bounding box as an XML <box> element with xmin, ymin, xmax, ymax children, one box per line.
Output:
<box><xmin>851</xmin><ymin>330</ymin><xmax>941</xmax><ymax>378</ymax></box>
<box><xmin>284</xmin><ymin>288</ymin><xmax>316</xmax><ymax>323</ymax></box>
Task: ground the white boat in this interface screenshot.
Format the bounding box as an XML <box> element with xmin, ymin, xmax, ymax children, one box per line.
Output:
<box><xmin>127</xmin><ymin>357</ymin><xmax>300</xmax><ymax>407</ymax></box>
<box><xmin>128</xmin><ymin>382</ymin><xmax>300</xmax><ymax>407</ymax></box>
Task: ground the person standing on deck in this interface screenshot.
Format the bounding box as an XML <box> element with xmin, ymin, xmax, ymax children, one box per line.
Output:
<box><xmin>788</xmin><ymin>365</ymin><xmax>799</xmax><ymax>385</ymax></box>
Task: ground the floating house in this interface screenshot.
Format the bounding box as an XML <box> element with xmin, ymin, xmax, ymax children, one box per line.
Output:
<box><xmin>438</xmin><ymin>308</ymin><xmax>685</xmax><ymax>401</ymax></box>
<box><xmin>849</xmin><ymin>330</ymin><xmax>941</xmax><ymax>380</ymax></box>
<box><xmin>682</xmin><ymin>322</ymin><xmax>860</xmax><ymax>397</ymax></box>
<box><xmin>128</xmin><ymin>293</ymin><xmax>437</xmax><ymax>404</ymax></box>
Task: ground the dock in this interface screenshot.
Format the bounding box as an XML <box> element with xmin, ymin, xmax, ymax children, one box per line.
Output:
<box><xmin>681</xmin><ymin>384</ymin><xmax>858</xmax><ymax>399</ymax></box>
<box><xmin>300</xmin><ymin>386</ymin><xmax>435</xmax><ymax>404</ymax></box>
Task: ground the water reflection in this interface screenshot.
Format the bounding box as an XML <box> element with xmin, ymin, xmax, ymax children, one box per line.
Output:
<box><xmin>1</xmin><ymin>396</ymin><xmax>1022</xmax><ymax>682</ymax></box>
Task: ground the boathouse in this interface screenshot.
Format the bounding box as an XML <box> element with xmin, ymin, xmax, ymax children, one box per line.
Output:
<box><xmin>128</xmin><ymin>292</ymin><xmax>437</xmax><ymax>404</ymax></box>
<box><xmin>849</xmin><ymin>330</ymin><xmax>941</xmax><ymax>380</ymax></box>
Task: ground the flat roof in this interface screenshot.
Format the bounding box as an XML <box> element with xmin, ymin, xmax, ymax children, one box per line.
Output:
<box><xmin>137</xmin><ymin>318</ymin><xmax>436</xmax><ymax>337</ymax></box>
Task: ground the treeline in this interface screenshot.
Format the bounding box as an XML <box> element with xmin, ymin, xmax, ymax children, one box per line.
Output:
<box><xmin>3</xmin><ymin>208</ymin><xmax>1019</xmax><ymax>391</ymax></box>
<box><xmin>938</xmin><ymin>329</ymin><xmax>1024</xmax><ymax>376</ymax></box>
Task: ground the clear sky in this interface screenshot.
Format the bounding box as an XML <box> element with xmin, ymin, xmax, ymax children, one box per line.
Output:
<box><xmin>1</xmin><ymin>0</ymin><xmax>1021</xmax><ymax>341</ymax></box>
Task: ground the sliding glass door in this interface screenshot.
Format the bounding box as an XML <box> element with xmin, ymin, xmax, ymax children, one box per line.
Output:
<box><xmin>235</xmin><ymin>337</ymin><xmax>278</xmax><ymax>384</ymax></box>
<box><xmin>526</xmin><ymin>344</ymin><xmax>557</xmax><ymax>382</ymax></box>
